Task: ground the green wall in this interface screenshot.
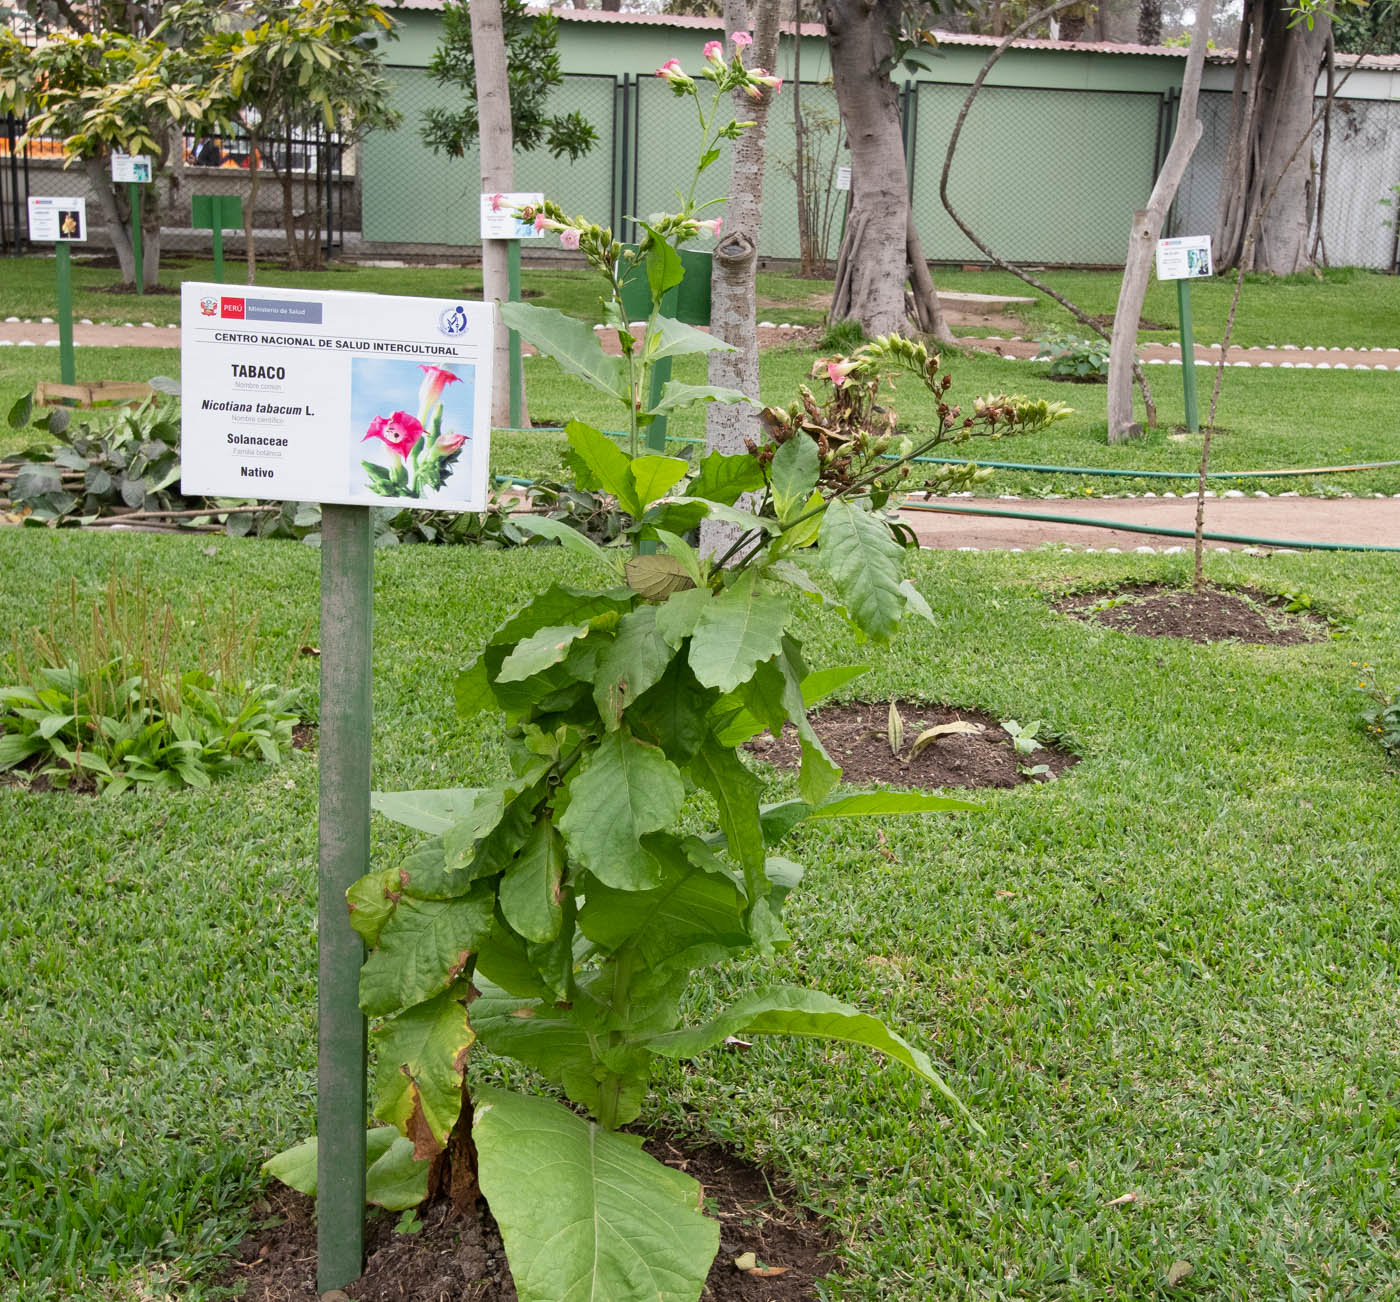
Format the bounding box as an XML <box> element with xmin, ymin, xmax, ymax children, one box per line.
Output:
<box><xmin>364</xmin><ymin>13</ymin><xmax>1181</xmax><ymax>265</ymax></box>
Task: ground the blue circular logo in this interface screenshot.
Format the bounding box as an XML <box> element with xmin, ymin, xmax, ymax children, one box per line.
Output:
<box><xmin>438</xmin><ymin>305</ymin><xmax>469</xmax><ymax>337</ymax></box>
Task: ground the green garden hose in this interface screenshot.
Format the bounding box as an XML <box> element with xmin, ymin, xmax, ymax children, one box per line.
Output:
<box><xmin>900</xmin><ymin>500</ymin><xmax>1400</xmax><ymax>553</ymax></box>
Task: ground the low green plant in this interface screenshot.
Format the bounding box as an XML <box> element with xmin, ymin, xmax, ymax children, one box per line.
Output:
<box><xmin>1001</xmin><ymin>718</ymin><xmax>1046</xmax><ymax>756</ymax></box>
<box><xmin>1033</xmin><ymin>329</ymin><xmax>1110</xmax><ymax>381</ymax></box>
<box><xmin>1355</xmin><ymin>664</ymin><xmax>1399</xmax><ymax>759</ymax></box>
<box><xmin>0</xmin><ymin>573</ymin><xmax>302</xmax><ymax>794</ymax></box>
<box><xmin>819</xmin><ymin>316</ymin><xmax>865</xmax><ymax>353</ymax></box>
<box><xmin>265</xmin><ymin>39</ymin><xmax>1067</xmax><ymax>1302</ymax></box>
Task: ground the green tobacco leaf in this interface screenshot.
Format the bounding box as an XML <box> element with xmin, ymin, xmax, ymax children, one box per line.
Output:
<box><xmin>372</xmin><ymin>788</ymin><xmax>488</xmax><ymax>835</ymax></box>
<box><xmin>499</xmin><ymin>821</ymin><xmax>565</xmax><ymax>943</ymax></box>
<box><xmin>627</xmin><ymin>454</ymin><xmax>689</xmax><ymax>509</ymax></box>
<box><xmin>594</xmin><ymin>605</ymin><xmax>675</xmax><ymax>728</ymax></box>
<box><xmin>899</xmin><ymin>578</ymin><xmax>935</xmax><ymax>624</ymax></box>
<box><xmin>646</xmin><ymin>313</ymin><xmax>735</xmax><ymax>362</ymax></box>
<box><xmin>566</xmin><ymin>421</ymin><xmax>640</xmax><ymax>514</ymax></box>
<box><xmin>511</xmin><ymin>515</ymin><xmax>612</xmax><ymax>566</ymax></box>
<box><xmin>808</xmin><ymin>790</ymin><xmax>983</xmax><ymax>817</ymax></box>
<box><xmin>473</xmin><ymin>1087</ymin><xmax>719</xmax><ymax>1302</ymax></box>
<box><xmin>559</xmin><ymin>730</ymin><xmax>685</xmax><ymax>890</ymax></box>
<box><xmin>687</xmin><ymin>739</ymin><xmax>765</xmax><ymax>907</ymax></box>
<box><xmin>768</xmin><ymin>435</ymin><xmax>820</xmax><ymax>524</ymax></box>
<box><xmin>578</xmin><ymin>832</ymin><xmax>747</xmax><ymax>966</ymax></box>
<box><xmin>492</xmin><ymin>585</ymin><xmax>633</xmax><ymax>648</ymax></box>
<box><xmin>372</xmin><ymin>986</ymin><xmax>474</xmax><ymax>1151</ymax></box>
<box><xmin>7</xmin><ymin>392</ymin><xmax>34</xmax><ymax>429</ymax></box>
<box><xmin>625</xmin><ymin>553</ymin><xmax>695</xmax><ymax>602</ymax></box>
<box><xmin>655</xmin><ymin>586</ymin><xmax>713</xmax><ymax>648</ymax></box>
<box><xmin>262</xmin><ymin>1128</ymin><xmax>428</xmax><ymax>1211</ymax></box>
<box><xmin>454</xmin><ymin>656</ymin><xmax>495</xmax><ymax>720</ymax></box>
<box><xmin>499</xmin><ymin>302</ymin><xmax>626</xmax><ymax>401</ymax></box>
<box><xmin>626</xmin><ymin>654</ymin><xmax>712</xmax><ymax>763</ymax></box>
<box><xmin>687</xmin><ymin>450</ymin><xmax>764</xmax><ymax>506</ymax></box>
<box><xmin>640</xmin><ymin>499</ymin><xmax>710</xmax><ymax>538</ymax></box>
<box><xmin>469</xmin><ymin>995</ymin><xmax>600</xmax><ymax>1110</ymax></box>
<box><xmin>687</xmin><ymin>569</ymin><xmax>789</xmax><ymax>694</ymax></box>
<box><xmin>496</xmin><ymin>622</ymin><xmax>592</xmax><ymax>683</ymax></box>
<box><xmin>347</xmin><ymin>867</ymin><xmax>402</xmax><ymax>947</ymax></box>
<box><xmin>643</xmin><ymin>985</ymin><xmax>977</xmax><ymax>1126</ymax></box>
<box><xmin>646</xmin><ymin>381</ymin><xmax>752</xmax><ymax>417</ymax></box>
<box><xmin>775</xmin><ymin>644</ymin><xmax>840</xmax><ymax>805</ymax></box>
<box><xmin>642</xmin><ymin>226</ymin><xmax>685</xmax><ymax>301</ymax></box>
<box><xmin>359</xmin><ymin>882</ymin><xmax>496</xmax><ymax>1017</ymax></box>
<box><xmin>819</xmin><ymin>498</ymin><xmax>907</xmax><ymax>643</ymax></box>
<box><xmin>650</xmin><ymin>529</ymin><xmax>704</xmax><ymax>588</ymax></box>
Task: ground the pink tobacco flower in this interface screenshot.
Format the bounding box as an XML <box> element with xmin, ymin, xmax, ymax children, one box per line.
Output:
<box><xmin>731</xmin><ymin>30</ymin><xmax>752</xmax><ymax>47</ymax></box>
<box><xmin>533</xmin><ymin>212</ymin><xmax>564</xmax><ymax>234</ymax></box>
<box><xmin>695</xmin><ymin>217</ymin><xmax>723</xmax><ymax>237</ymax></box>
<box><xmin>825</xmin><ymin>358</ymin><xmax>860</xmax><ymax>387</ymax></box>
<box><xmin>363</xmin><ymin>411</ymin><xmax>426</xmax><ymax>458</ymax></box>
<box><xmin>751</xmin><ymin>69</ymin><xmax>783</xmax><ymax>93</ymax></box>
<box><xmin>656</xmin><ymin>58</ymin><xmax>692</xmax><ymax>88</ymax></box>
<box><xmin>436</xmin><ymin>433</ymin><xmax>467</xmax><ymax>453</ymax></box>
<box><xmin>560</xmin><ymin>228</ymin><xmax>581</xmax><ymax>251</ymax></box>
<box><xmin>488</xmin><ymin>192</ymin><xmax>504</xmax><ymax>212</ymax></box>
<box><xmin>702</xmin><ymin>39</ymin><xmax>723</xmax><ymax>62</ymax></box>
<box><xmin>417</xmin><ymin>364</ymin><xmax>460</xmax><ymax>416</ymax></box>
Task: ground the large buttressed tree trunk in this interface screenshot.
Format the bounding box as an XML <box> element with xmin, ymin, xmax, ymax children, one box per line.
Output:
<box><xmin>470</xmin><ymin>0</ymin><xmax>524</xmax><ymax>426</ymax></box>
<box><xmin>1215</xmin><ymin>0</ymin><xmax>1332</xmax><ymax>275</ymax></box>
<box><xmin>824</xmin><ymin>0</ymin><xmax>912</xmax><ymax>336</ymax></box>
<box><xmin>701</xmin><ymin>0</ymin><xmax>781</xmax><ymax>558</ymax></box>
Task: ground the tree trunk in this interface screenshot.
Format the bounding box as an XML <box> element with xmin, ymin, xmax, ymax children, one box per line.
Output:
<box><xmin>791</xmin><ymin>20</ymin><xmax>812</xmax><ymax>275</ymax></box>
<box><xmin>1138</xmin><ymin>0</ymin><xmax>1162</xmax><ymax>45</ymax></box>
<box><xmin>824</xmin><ymin>0</ymin><xmax>910</xmax><ymax>336</ymax></box>
<box><xmin>82</xmin><ymin>157</ymin><xmax>135</xmax><ymax>284</ymax></box>
<box><xmin>1107</xmin><ymin>0</ymin><xmax>1213</xmax><ymax>441</ymax></box>
<box><xmin>245</xmin><ymin>125</ymin><xmax>261</xmax><ymax>285</ymax></box>
<box><xmin>470</xmin><ymin>0</ymin><xmax>524</xmax><ymax>428</ymax></box>
<box><xmin>1214</xmin><ymin>0</ymin><xmax>1331</xmax><ymax>275</ymax></box>
<box><xmin>701</xmin><ymin>0</ymin><xmax>780</xmax><ymax>559</ymax></box>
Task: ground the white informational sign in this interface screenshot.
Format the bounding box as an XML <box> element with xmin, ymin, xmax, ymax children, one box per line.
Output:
<box><xmin>111</xmin><ymin>153</ymin><xmax>153</xmax><ymax>183</ymax></box>
<box><xmin>480</xmin><ymin>191</ymin><xmax>545</xmax><ymax>239</ymax></box>
<box><xmin>180</xmin><ymin>283</ymin><xmax>494</xmax><ymax>511</ymax></box>
<box><xmin>27</xmin><ymin>196</ymin><xmax>87</xmax><ymax>243</ymax></box>
<box><xmin>835</xmin><ymin>166</ymin><xmax>851</xmax><ymax>192</ymax></box>
<box><xmin>1156</xmin><ymin>235</ymin><xmax>1213</xmax><ymax>281</ymax></box>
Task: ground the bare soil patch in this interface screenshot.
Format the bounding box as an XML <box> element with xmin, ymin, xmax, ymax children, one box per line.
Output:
<box><xmin>219</xmin><ymin>1133</ymin><xmax>834</xmax><ymax>1301</ymax></box>
<box><xmin>749</xmin><ymin>701</ymin><xmax>1078</xmax><ymax>789</ymax></box>
<box><xmin>1053</xmin><ymin>583</ymin><xmax>1331</xmax><ymax>645</ymax></box>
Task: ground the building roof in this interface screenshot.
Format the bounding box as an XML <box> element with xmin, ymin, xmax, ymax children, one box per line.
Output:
<box><xmin>388</xmin><ymin>4</ymin><xmax>1400</xmax><ymax>72</ymax></box>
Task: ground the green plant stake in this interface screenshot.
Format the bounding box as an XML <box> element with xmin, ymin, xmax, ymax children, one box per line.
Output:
<box><xmin>316</xmin><ymin>504</ymin><xmax>372</xmax><ymax>1290</ymax></box>
<box><xmin>54</xmin><ymin>242</ymin><xmax>75</xmax><ymax>385</ymax></box>
<box><xmin>129</xmin><ymin>182</ymin><xmax>143</xmax><ymax>296</ymax></box>
<box><xmin>1177</xmin><ymin>278</ymin><xmax>1199</xmax><ymax>433</ymax></box>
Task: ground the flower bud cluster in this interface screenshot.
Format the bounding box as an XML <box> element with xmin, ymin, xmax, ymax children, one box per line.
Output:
<box><xmin>656</xmin><ymin>31</ymin><xmax>782</xmax><ymax>103</ymax></box>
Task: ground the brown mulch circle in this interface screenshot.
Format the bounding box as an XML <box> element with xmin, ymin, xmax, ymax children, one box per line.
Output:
<box><xmin>218</xmin><ymin>1133</ymin><xmax>835</xmax><ymax>1301</ymax></box>
<box><xmin>749</xmin><ymin>701</ymin><xmax>1078</xmax><ymax>788</ymax></box>
<box><xmin>1053</xmin><ymin>583</ymin><xmax>1331</xmax><ymax>645</ymax></box>
<box><xmin>1086</xmin><ymin>312</ymin><xmax>1172</xmax><ymax>331</ymax></box>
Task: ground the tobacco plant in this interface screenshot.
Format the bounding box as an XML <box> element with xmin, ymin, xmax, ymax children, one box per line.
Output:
<box><xmin>268</xmin><ymin>35</ymin><xmax>1068</xmax><ymax>1302</ymax></box>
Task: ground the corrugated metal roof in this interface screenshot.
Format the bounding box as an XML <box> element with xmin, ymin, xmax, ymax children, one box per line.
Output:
<box><xmin>388</xmin><ymin>4</ymin><xmax>1400</xmax><ymax>72</ymax></box>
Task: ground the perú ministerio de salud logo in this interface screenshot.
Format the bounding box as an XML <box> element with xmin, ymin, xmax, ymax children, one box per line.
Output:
<box><xmin>199</xmin><ymin>296</ymin><xmax>219</xmax><ymax>317</ymax></box>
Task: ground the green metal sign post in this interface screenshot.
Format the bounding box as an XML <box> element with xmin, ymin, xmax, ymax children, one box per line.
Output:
<box><xmin>192</xmin><ymin>195</ymin><xmax>245</xmax><ymax>284</ymax></box>
<box><xmin>507</xmin><ymin>239</ymin><xmax>523</xmax><ymax>429</ymax></box>
<box><xmin>1177</xmin><ymin>279</ymin><xmax>1199</xmax><ymax>435</ymax></box>
<box><xmin>55</xmin><ymin>243</ymin><xmax>75</xmax><ymax>385</ymax></box>
<box><xmin>129</xmin><ymin>183</ymin><xmax>144</xmax><ymax>296</ymax></box>
<box><xmin>316</xmin><ymin>504</ymin><xmax>372</xmax><ymax>1291</ymax></box>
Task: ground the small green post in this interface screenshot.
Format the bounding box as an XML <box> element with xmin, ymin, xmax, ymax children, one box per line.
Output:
<box><xmin>211</xmin><ymin>222</ymin><xmax>225</xmax><ymax>285</ymax></box>
<box><xmin>129</xmin><ymin>183</ymin><xmax>144</xmax><ymax>296</ymax></box>
<box><xmin>316</xmin><ymin>504</ymin><xmax>372</xmax><ymax>1293</ymax></box>
<box><xmin>1177</xmin><ymin>278</ymin><xmax>1199</xmax><ymax>434</ymax></box>
<box><xmin>55</xmin><ymin>242</ymin><xmax>75</xmax><ymax>386</ymax></box>
<box><xmin>507</xmin><ymin>239</ymin><xmax>523</xmax><ymax>429</ymax></box>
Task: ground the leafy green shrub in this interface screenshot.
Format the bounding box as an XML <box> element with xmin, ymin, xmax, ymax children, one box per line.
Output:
<box><xmin>1356</xmin><ymin>665</ymin><xmax>1399</xmax><ymax>759</ymax></box>
<box><xmin>5</xmin><ymin>389</ymin><xmax>183</xmax><ymax>525</ymax></box>
<box><xmin>819</xmin><ymin>315</ymin><xmax>865</xmax><ymax>353</ymax></box>
<box><xmin>0</xmin><ymin>574</ymin><xmax>303</xmax><ymax>795</ymax></box>
<box><xmin>1033</xmin><ymin>329</ymin><xmax>1110</xmax><ymax>381</ymax></box>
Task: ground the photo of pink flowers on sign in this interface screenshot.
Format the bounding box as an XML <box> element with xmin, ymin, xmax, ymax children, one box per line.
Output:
<box><xmin>350</xmin><ymin>358</ymin><xmax>475</xmax><ymax>503</ymax></box>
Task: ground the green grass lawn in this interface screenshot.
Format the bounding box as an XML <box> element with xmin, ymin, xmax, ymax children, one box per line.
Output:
<box><xmin>1</xmin><ymin>530</ymin><xmax>1398</xmax><ymax>1299</ymax></box>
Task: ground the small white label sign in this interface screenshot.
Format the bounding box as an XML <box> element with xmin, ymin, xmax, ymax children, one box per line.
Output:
<box><xmin>480</xmin><ymin>191</ymin><xmax>545</xmax><ymax>239</ymax></box>
<box><xmin>111</xmin><ymin>153</ymin><xmax>153</xmax><ymax>183</ymax></box>
<box><xmin>180</xmin><ymin>283</ymin><xmax>494</xmax><ymax>511</ymax></box>
<box><xmin>27</xmin><ymin>196</ymin><xmax>87</xmax><ymax>242</ymax></box>
<box><xmin>835</xmin><ymin>166</ymin><xmax>851</xmax><ymax>191</ymax></box>
<box><xmin>1156</xmin><ymin>235</ymin><xmax>1213</xmax><ymax>280</ymax></box>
